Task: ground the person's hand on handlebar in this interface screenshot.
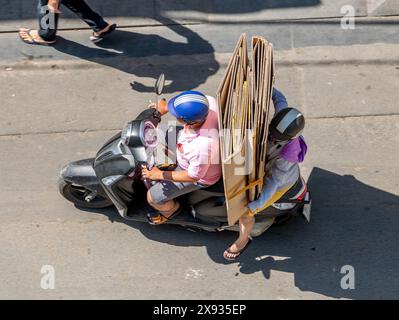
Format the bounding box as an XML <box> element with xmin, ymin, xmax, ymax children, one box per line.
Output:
<box><xmin>148</xmin><ymin>98</ymin><xmax>168</xmax><ymax>116</ymax></box>
<box><xmin>142</xmin><ymin>165</ymin><xmax>163</xmax><ymax>181</ymax></box>
<box><xmin>157</xmin><ymin>98</ymin><xmax>168</xmax><ymax>116</ymax></box>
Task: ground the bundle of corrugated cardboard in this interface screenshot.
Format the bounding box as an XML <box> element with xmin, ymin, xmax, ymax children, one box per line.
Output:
<box><xmin>217</xmin><ymin>34</ymin><xmax>274</xmax><ymax>226</ymax></box>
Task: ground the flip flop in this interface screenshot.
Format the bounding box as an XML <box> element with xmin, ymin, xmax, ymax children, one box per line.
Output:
<box><xmin>19</xmin><ymin>29</ymin><xmax>56</xmax><ymax>46</ymax></box>
<box><xmin>147</xmin><ymin>205</ymin><xmax>182</xmax><ymax>225</ymax></box>
<box><xmin>90</xmin><ymin>24</ymin><xmax>117</xmax><ymax>43</ymax></box>
<box><xmin>223</xmin><ymin>237</ymin><xmax>253</xmax><ymax>261</ymax></box>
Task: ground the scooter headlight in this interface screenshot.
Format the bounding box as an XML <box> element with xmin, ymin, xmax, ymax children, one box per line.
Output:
<box><xmin>141</xmin><ymin>121</ymin><xmax>158</xmax><ymax>148</ymax></box>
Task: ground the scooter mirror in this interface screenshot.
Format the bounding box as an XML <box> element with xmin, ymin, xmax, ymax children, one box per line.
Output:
<box><xmin>155</xmin><ymin>73</ymin><xmax>165</xmax><ymax>96</ymax></box>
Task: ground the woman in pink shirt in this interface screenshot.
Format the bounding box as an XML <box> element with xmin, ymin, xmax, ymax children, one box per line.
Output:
<box><xmin>142</xmin><ymin>91</ymin><xmax>222</xmax><ymax>225</ymax></box>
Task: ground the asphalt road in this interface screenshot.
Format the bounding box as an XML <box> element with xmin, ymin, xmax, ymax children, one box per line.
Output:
<box><xmin>1</xmin><ymin>9</ymin><xmax>399</xmax><ymax>299</ymax></box>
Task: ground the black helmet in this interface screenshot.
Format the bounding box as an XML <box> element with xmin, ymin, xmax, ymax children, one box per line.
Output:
<box><xmin>269</xmin><ymin>107</ymin><xmax>305</xmax><ymax>141</ymax></box>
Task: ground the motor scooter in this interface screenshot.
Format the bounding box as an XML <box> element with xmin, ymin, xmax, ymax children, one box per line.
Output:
<box><xmin>58</xmin><ymin>74</ymin><xmax>311</xmax><ymax>236</ymax></box>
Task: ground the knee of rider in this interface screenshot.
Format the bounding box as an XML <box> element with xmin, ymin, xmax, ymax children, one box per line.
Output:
<box><xmin>147</xmin><ymin>190</ymin><xmax>166</xmax><ymax>207</ymax></box>
<box><xmin>147</xmin><ymin>191</ymin><xmax>156</xmax><ymax>205</ymax></box>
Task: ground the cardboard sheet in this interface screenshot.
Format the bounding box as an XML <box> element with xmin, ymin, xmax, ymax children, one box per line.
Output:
<box><xmin>217</xmin><ymin>34</ymin><xmax>275</xmax><ymax>226</ymax></box>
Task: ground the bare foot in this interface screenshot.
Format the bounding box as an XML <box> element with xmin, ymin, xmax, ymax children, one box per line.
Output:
<box><xmin>18</xmin><ymin>28</ymin><xmax>56</xmax><ymax>45</ymax></box>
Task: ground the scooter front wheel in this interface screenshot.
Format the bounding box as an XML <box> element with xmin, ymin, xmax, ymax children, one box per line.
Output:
<box><xmin>58</xmin><ymin>178</ymin><xmax>113</xmax><ymax>209</ymax></box>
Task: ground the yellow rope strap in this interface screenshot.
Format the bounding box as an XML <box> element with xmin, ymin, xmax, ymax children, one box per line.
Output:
<box><xmin>227</xmin><ymin>178</ymin><xmax>263</xmax><ymax>201</ymax></box>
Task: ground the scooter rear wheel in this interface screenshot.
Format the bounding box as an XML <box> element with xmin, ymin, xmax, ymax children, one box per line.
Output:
<box><xmin>58</xmin><ymin>179</ymin><xmax>113</xmax><ymax>209</ymax></box>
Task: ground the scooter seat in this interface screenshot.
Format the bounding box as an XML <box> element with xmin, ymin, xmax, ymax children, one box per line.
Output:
<box><xmin>202</xmin><ymin>177</ymin><xmax>225</xmax><ymax>193</ymax></box>
<box><xmin>186</xmin><ymin>178</ymin><xmax>225</xmax><ymax>207</ymax></box>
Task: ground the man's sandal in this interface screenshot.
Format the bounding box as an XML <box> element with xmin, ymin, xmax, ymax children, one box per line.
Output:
<box><xmin>147</xmin><ymin>206</ymin><xmax>182</xmax><ymax>226</ymax></box>
<box><xmin>223</xmin><ymin>237</ymin><xmax>253</xmax><ymax>261</ymax></box>
<box><xmin>18</xmin><ymin>29</ymin><xmax>56</xmax><ymax>46</ymax></box>
<box><xmin>90</xmin><ymin>24</ymin><xmax>117</xmax><ymax>43</ymax></box>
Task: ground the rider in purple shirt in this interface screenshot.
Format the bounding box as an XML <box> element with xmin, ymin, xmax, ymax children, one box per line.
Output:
<box><xmin>224</xmin><ymin>88</ymin><xmax>308</xmax><ymax>261</ymax></box>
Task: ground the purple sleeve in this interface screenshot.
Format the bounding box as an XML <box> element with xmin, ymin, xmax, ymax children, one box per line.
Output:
<box><xmin>280</xmin><ymin>136</ymin><xmax>308</xmax><ymax>163</ymax></box>
<box><xmin>272</xmin><ymin>88</ymin><xmax>289</xmax><ymax>113</ymax></box>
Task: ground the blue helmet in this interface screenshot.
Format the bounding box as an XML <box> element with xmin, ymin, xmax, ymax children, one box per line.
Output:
<box><xmin>167</xmin><ymin>91</ymin><xmax>209</xmax><ymax>123</ymax></box>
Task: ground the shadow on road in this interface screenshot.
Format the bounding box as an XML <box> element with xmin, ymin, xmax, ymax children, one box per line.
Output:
<box><xmin>236</xmin><ymin>167</ymin><xmax>399</xmax><ymax>299</ymax></box>
<box><xmin>88</xmin><ymin>167</ymin><xmax>399</xmax><ymax>299</ymax></box>
<box><xmin>52</xmin><ymin>18</ymin><xmax>219</xmax><ymax>93</ymax></box>
<box><xmin>11</xmin><ymin>1</ymin><xmax>325</xmax><ymax>93</ymax></box>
